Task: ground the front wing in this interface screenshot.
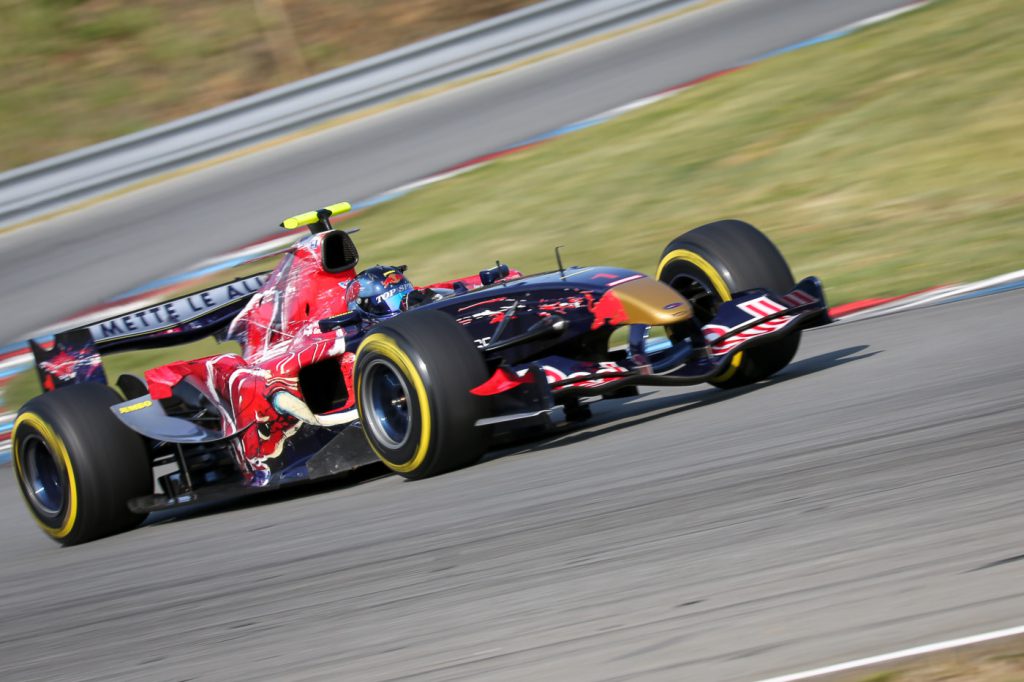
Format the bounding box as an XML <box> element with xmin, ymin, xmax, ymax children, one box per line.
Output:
<box><xmin>472</xmin><ymin>277</ymin><xmax>828</xmax><ymax>415</ymax></box>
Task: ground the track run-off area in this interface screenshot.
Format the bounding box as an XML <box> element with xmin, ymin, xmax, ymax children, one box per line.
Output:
<box><xmin>2</xmin><ymin>0</ymin><xmax>1023</xmax><ymax>679</ymax></box>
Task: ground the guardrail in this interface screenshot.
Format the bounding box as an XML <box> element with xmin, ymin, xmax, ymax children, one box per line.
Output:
<box><xmin>0</xmin><ymin>0</ymin><xmax>693</xmax><ymax>228</ymax></box>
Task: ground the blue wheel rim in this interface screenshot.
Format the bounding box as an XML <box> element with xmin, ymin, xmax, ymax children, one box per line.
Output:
<box><xmin>22</xmin><ymin>434</ymin><xmax>65</xmax><ymax>518</ymax></box>
<box><xmin>363</xmin><ymin>359</ymin><xmax>412</xmax><ymax>449</ymax></box>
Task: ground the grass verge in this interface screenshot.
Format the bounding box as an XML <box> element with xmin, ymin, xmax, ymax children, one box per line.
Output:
<box><xmin>4</xmin><ymin>0</ymin><xmax>1022</xmax><ymax>413</ymax></box>
<box><xmin>0</xmin><ymin>0</ymin><xmax>539</xmax><ymax>171</ymax></box>
<box><xmin>350</xmin><ymin>0</ymin><xmax>1022</xmax><ymax>307</ymax></box>
<box><xmin>836</xmin><ymin>634</ymin><xmax>1024</xmax><ymax>681</ymax></box>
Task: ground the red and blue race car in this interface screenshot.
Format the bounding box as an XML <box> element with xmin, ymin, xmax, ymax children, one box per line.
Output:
<box><xmin>12</xmin><ymin>202</ymin><xmax>828</xmax><ymax>544</ymax></box>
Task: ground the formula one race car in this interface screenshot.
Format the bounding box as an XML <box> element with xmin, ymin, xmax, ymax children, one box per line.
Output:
<box><xmin>12</xmin><ymin>202</ymin><xmax>828</xmax><ymax>544</ymax></box>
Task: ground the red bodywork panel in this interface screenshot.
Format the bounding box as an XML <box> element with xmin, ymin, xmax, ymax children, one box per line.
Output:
<box><xmin>143</xmin><ymin>232</ymin><xmax>513</xmax><ymax>484</ymax></box>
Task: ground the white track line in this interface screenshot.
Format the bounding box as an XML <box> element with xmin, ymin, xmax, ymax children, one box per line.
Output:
<box><xmin>838</xmin><ymin>268</ymin><xmax>1024</xmax><ymax>322</ymax></box>
<box><xmin>880</xmin><ymin>267</ymin><xmax>1024</xmax><ymax>313</ymax></box>
<box><xmin>845</xmin><ymin>1</ymin><xmax>931</xmax><ymax>30</ymax></box>
<box><xmin>754</xmin><ymin>624</ymin><xmax>1024</xmax><ymax>682</ymax></box>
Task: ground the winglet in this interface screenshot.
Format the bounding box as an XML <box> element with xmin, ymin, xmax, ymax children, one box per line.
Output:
<box><xmin>280</xmin><ymin>201</ymin><xmax>352</xmax><ymax>232</ymax></box>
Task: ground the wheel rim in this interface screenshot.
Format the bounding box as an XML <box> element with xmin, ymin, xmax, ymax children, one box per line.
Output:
<box><xmin>20</xmin><ymin>433</ymin><xmax>66</xmax><ymax>518</ymax></box>
<box><xmin>361</xmin><ymin>358</ymin><xmax>413</xmax><ymax>450</ymax></box>
<box><xmin>664</xmin><ymin>272</ymin><xmax>720</xmax><ymax>325</ymax></box>
<box><xmin>662</xmin><ymin>269</ymin><xmax>723</xmax><ymax>348</ymax></box>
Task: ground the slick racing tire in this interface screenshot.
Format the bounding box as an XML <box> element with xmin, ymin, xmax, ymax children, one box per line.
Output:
<box><xmin>657</xmin><ymin>219</ymin><xmax>799</xmax><ymax>389</ymax></box>
<box><xmin>12</xmin><ymin>383</ymin><xmax>152</xmax><ymax>545</ymax></box>
<box><xmin>354</xmin><ymin>309</ymin><xmax>491</xmax><ymax>479</ymax></box>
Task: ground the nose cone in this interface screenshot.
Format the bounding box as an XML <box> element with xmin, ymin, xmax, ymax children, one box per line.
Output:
<box><xmin>610</xmin><ymin>277</ymin><xmax>693</xmax><ymax>326</ymax></box>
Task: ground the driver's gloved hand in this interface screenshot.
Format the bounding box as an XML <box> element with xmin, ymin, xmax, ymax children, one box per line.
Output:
<box><xmin>403</xmin><ymin>288</ymin><xmax>443</xmax><ymax>310</ymax></box>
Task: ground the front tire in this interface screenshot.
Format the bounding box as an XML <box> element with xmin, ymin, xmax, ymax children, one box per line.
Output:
<box><xmin>12</xmin><ymin>383</ymin><xmax>152</xmax><ymax>545</ymax></box>
<box><xmin>354</xmin><ymin>309</ymin><xmax>491</xmax><ymax>479</ymax></box>
<box><xmin>657</xmin><ymin>219</ymin><xmax>800</xmax><ymax>389</ymax></box>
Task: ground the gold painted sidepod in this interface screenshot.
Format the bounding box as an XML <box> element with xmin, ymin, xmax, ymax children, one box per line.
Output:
<box><xmin>610</xmin><ymin>277</ymin><xmax>693</xmax><ymax>326</ymax></box>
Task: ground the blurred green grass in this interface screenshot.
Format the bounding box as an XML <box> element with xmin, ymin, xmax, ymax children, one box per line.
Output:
<box><xmin>0</xmin><ymin>0</ymin><xmax>539</xmax><ymax>171</ymax></box>
<box><xmin>350</xmin><ymin>0</ymin><xmax>1023</xmax><ymax>307</ymax></box>
<box><xmin>4</xmin><ymin>0</ymin><xmax>1022</xmax><ymax>412</ymax></box>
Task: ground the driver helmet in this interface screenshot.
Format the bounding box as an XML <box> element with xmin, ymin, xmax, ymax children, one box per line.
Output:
<box><xmin>347</xmin><ymin>265</ymin><xmax>413</xmax><ymax>317</ymax></box>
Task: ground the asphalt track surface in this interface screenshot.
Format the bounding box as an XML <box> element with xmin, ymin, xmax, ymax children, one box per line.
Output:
<box><xmin>1</xmin><ymin>290</ymin><xmax>1022</xmax><ymax>681</ymax></box>
<box><xmin>0</xmin><ymin>0</ymin><xmax>912</xmax><ymax>345</ymax></box>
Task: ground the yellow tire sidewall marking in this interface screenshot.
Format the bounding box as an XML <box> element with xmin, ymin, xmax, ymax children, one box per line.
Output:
<box><xmin>12</xmin><ymin>412</ymin><xmax>79</xmax><ymax>539</ymax></box>
<box><xmin>355</xmin><ymin>335</ymin><xmax>433</xmax><ymax>473</ymax></box>
<box><xmin>656</xmin><ymin>248</ymin><xmax>743</xmax><ymax>383</ymax></box>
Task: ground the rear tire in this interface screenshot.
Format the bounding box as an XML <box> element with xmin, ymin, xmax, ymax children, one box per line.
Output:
<box><xmin>354</xmin><ymin>309</ymin><xmax>491</xmax><ymax>479</ymax></box>
<box><xmin>656</xmin><ymin>219</ymin><xmax>800</xmax><ymax>389</ymax></box>
<box><xmin>12</xmin><ymin>383</ymin><xmax>152</xmax><ymax>545</ymax></box>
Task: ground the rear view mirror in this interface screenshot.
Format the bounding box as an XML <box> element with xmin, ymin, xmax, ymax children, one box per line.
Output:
<box><xmin>479</xmin><ymin>262</ymin><xmax>511</xmax><ymax>286</ymax></box>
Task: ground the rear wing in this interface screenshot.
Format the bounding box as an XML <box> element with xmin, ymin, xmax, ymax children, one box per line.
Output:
<box><xmin>29</xmin><ymin>273</ymin><xmax>269</xmax><ymax>392</ymax></box>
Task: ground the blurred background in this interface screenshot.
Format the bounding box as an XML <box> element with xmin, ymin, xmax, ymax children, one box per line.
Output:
<box><xmin>2</xmin><ymin>0</ymin><xmax>1020</xmax><ymax>410</ymax></box>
